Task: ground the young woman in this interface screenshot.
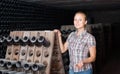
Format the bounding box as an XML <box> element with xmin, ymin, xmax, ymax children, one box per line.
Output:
<box><xmin>54</xmin><ymin>11</ymin><xmax>96</xmax><ymax>74</ymax></box>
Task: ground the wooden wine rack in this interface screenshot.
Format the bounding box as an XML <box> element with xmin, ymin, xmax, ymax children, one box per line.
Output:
<box><xmin>1</xmin><ymin>30</ymin><xmax>65</xmax><ymax>74</ymax></box>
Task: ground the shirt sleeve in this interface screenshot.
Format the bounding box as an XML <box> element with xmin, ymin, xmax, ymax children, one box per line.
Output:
<box><xmin>87</xmin><ymin>35</ymin><xmax>96</xmax><ymax>48</ymax></box>
<box><xmin>66</xmin><ymin>32</ymin><xmax>74</xmax><ymax>43</ymax></box>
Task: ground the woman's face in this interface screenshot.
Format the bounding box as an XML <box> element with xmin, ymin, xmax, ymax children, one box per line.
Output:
<box><xmin>74</xmin><ymin>13</ymin><xmax>87</xmax><ymax>29</ymax></box>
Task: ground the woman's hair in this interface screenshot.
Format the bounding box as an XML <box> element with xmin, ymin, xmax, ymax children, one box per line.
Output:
<box><xmin>74</xmin><ymin>11</ymin><xmax>87</xmax><ymax>20</ymax></box>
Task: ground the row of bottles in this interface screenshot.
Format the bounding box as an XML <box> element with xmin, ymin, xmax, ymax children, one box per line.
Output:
<box><xmin>1</xmin><ymin>0</ymin><xmax>67</xmax><ymax>31</ymax></box>
<box><xmin>0</xmin><ymin>34</ymin><xmax>50</xmax><ymax>47</ymax></box>
<box><xmin>0</xmin><ymin>59</ymin><xmax>46</xmax><ymax>72</ymax></box>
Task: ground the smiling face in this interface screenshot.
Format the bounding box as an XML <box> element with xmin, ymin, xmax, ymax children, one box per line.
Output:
<box><xmin>74</xmin><ymin>12</ymin><xmax>87</xmax><ymax>30</ymax></box>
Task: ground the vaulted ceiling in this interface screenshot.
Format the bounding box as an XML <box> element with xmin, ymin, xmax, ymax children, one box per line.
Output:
<box><xmin>20</xmin><ymin>0</ymin><xmax>120</xmax><ymax>10</ymax></box>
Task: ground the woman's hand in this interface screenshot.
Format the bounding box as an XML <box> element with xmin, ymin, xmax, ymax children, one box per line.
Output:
<box><xmin>54</xmin><ymin>29</ymin><xmax>61</xmax><ymax>37</ymax></box>
<box><xmin>76</xmin><ymin>61</ymin><xmax>84</xmax><ymax>69</ymax></box>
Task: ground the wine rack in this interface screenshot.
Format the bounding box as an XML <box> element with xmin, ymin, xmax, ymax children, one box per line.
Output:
<box><xmin>0</xmin><ymin>31</ymin><xmax>65</xmax><ymax>74</ymax></box>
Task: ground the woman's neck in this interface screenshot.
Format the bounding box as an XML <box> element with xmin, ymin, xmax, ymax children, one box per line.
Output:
<box><xmin>76</xmin><ymin>28</ymin><xmax>85</xmax><ymax>36</ymax></box>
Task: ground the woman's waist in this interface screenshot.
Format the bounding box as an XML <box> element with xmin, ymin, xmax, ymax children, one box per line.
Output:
<box><xmin>69</xmin><ymin>63</ymin><xmax>92</xmax><ymax>72</ymax></box>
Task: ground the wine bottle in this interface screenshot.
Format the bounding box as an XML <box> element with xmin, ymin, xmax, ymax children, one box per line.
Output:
<box><xmin>16</xmin><ymin>61</ymin><xmax>22</xmax><ymax>68</ymax></box>
<box><xmin>0</xmin><ymin>59</ymin><xmax>8</xmax><ymax>67</ymax></box>
<box><xmin>35</xmin><ymin>36</ymin><xmax>44</xmax><ymax>46</ymax></box>
<box><xmin>37</xmin><ymin>36</ymin><xmax>50</xmax><ymax>47</ymax></box>
<box><xmin>29</xmin><ymin>36</ymin><xmax>37</xmax><ymax>46</ymax></box>
<box><xmin>0</xmin><ymin>70</ymin><xmax>9</xmax><ymax>74</ymax></box>
<box><xmin>21</xmin><ymin>36</ymin><xmax>29</xmax><ymax>45</ymax></box>
<box><xmin>13</xmin><ymin>36</ymin><xmax>21</xmax><ymax>45</ymax></box>
<box><xmin>23</xmin><ymin>62</ymin><xmax>33</xmax><ymax>71</ymax></box>
<box><xmin>6</xmin><ymin>36</ymin><xmax>13</xmax><ymax>45</ymax></box>
<box><xmin>4</xmin><ymin>71</ymin><xmax>17</xmax><ymax>74</ymax></box>
<box><xmin>6</xmin><ymin>60</ymin><xmax>16</xmax><ymax>68</ymax></box>
<box><xmin>0</xmin><ymin>36</ymin><xmax>5</xmax><ymax>44</ymax></box>
<box><xmin>31</xmin><ymin>63</ymin><xmax>46</xmax><ymax>71</ymax></box>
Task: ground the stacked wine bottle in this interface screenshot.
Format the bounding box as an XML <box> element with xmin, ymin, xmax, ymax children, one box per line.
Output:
<box><xmin>0</xmin><ymin>31</ymin><xmax>65</xmax><ymax>74</ymax></box>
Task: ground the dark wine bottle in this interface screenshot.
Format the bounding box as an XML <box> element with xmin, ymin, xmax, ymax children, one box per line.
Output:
<box><xmin>6</xmin><ymin>60</ymin><xmax>16</xmax><ymax>68</ymax></box>
<box><xmin>13</xmin><ymin>36</ymin><xmax>21</xmax><ymax>45</ymax></box>
<box><xmin>35</xmin><ymin>36</ymin><xmax>44</xmax><ymax>46</ymax></box>
<box><xmin>0</xmin><ymin>59</ymin><xmax>8</xmax><ymax>67</ymax></box>
<box><xmin>31</xmin><ymin>63</ymin><xmax>46</xmax><ymax>71</ymax></box>
<box><xmin>37</xmin><ymin>36</ymin><xmax>50</xmax><ymax>47</ymax></box>
<box><xmin>0</xmin><ymin>36</ymin><xmax>5</xmax><ymax>44</ymax></box>
<box><xmin>6</xmin><ymin>36</ymin><xmax>13</xmax><ymax>45</ymax></box>
<box><xmin>16</xmin><ymin>61</ymin><xmax>22</xmax><ymax>68</ymax></box>
<box><xmin>21</xmin><ymin>36</ymin><xmax>29</xmax><ymax>46</ymax></box>
<box><xmin>0</xmin><ymin>70</ymin><xmax>10</xmax><ymax>74</ymax></box>
<box><xmin>4</xmin><ymin>71</ymin><xmax>17</xmax><ymax>74</ymax></box>
<box><xmin>29</xmin><ymin>36</ymin><xmax>37</xmax><ymax>46</ymax></box>
<box><xmin>23</xmin><ymin>62</ymin><xmax>33</xmax><ymax>71</ymax></box>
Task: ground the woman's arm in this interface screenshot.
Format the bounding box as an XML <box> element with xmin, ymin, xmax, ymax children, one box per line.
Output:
<box><xmin>76</xmin><ymin>46</ymin><xmax>96</xmax><ymax>69</ymax></box>
<box><xmin>54</xmin><ymin>29</ymin><xmax>68</xmax><ymax>53</ymax></box>
<box><xmin>83</xmin><ymin>46</ymin><xmax>96</xmax><ymax>63</ymax></box>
